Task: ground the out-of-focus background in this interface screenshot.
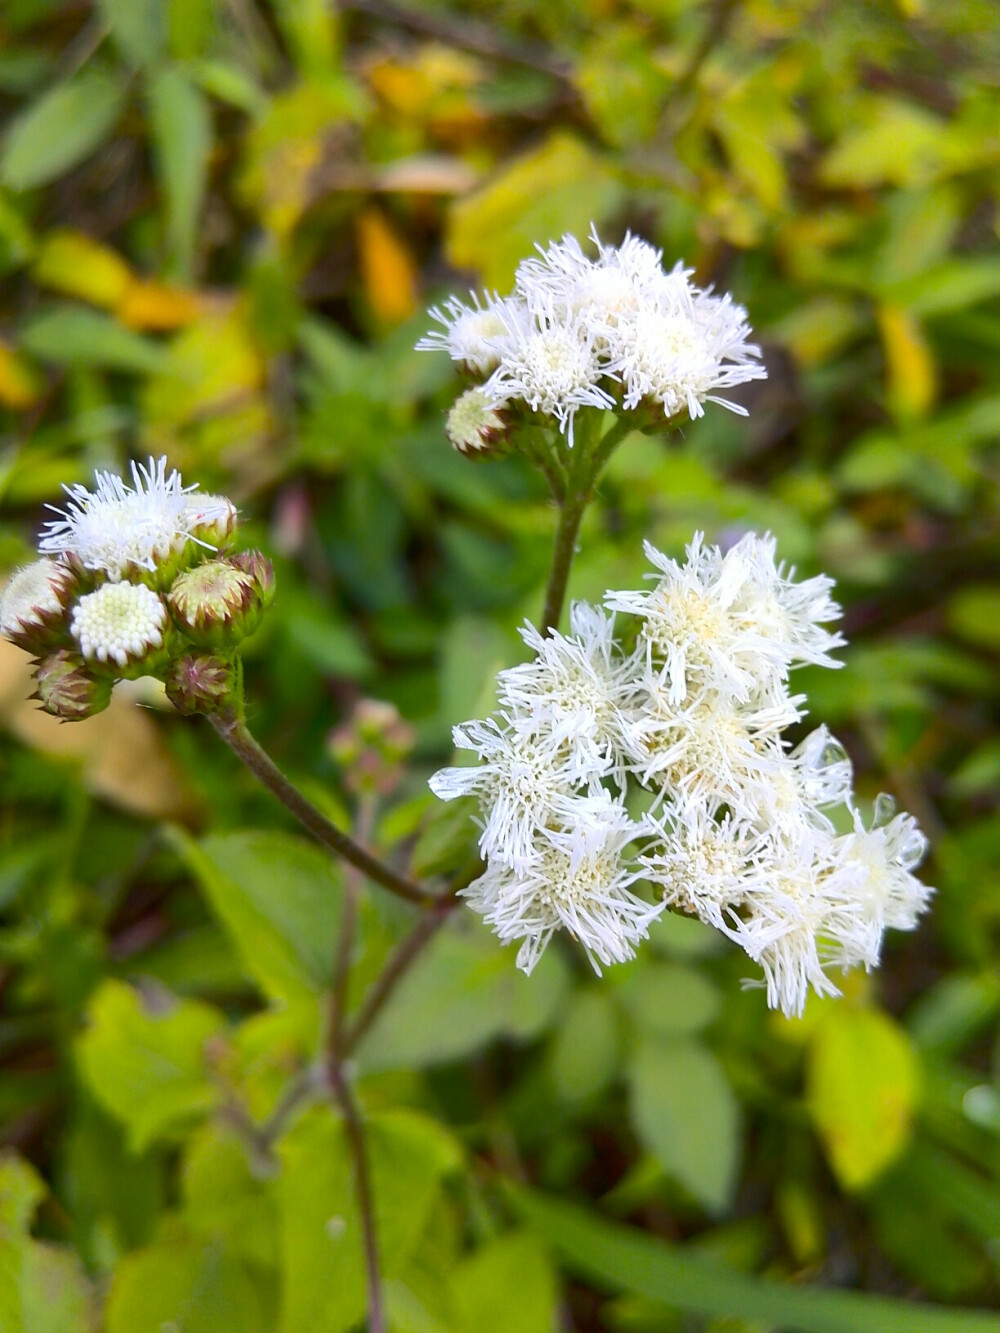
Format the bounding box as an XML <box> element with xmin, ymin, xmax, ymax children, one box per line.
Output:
<box><xmin>1</xmin><ymin>2</ymin><xmax>1000</xmax><ymax>1329</ymax></box>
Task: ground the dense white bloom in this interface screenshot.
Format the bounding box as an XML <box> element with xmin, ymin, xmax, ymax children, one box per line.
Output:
<box><xmin>39</xmin><ymin>457</ymin><xmax>213</xmax><ymax>580</ymax></box>
<box><xmin>71</xmin><ymin>581</ymin><xmax>166</xmax><ymax>668</ymax></box>
<box><xmin>606</xmin><ymin>533</ymin><xmax>844</xmax><ymax>706</ymax></box>
<box><xmin>498</xmin><ymin>603</ymin><xmax>639</xmax><ymax>775</ymax></box>
<box><xmin>833</xmin><ymin>796</ymin><xmax>934</xmax><ymax>952</ymax></box>
<box><xmin>0</xmin><ymin>559</ymin><xmax>68</xmax><ymax>637</ymax></box>
<box><xmin>429</xmin><ymin>716</ymin><xmax>610</xmax><ymax>871</ymax></box>
<box><xmin>463</xmin><ymin>799</ymin><xmax>663</xmax><ymax>974</ymax></box>
<box><xmin>482</xmin><ymin>303</ymin><xmax>614</xmax><ymax>445</ymax></box>
<box><xmin>415</xmin><ymin>291</ymin><xmax>514</xmax><ymax>375</ymax></box>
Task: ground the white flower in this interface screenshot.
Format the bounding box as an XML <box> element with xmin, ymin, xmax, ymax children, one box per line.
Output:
<box><xmin>606</xmin><ymin>533</ymin><xmax>843</xmax><ymax>707</ymax></box>
<box><xmin>428</xmin><ymin>716</ymin><xmax>611</xmax><ymax>870</ymax></box>
<box><xmin>71</xmin><ymin>581</ymin><xmax>166</xmax><ymax>669</ymax></box>
<box><xmin>0</xmin><ymin>559</ymin><xmax>68</xmax><ymax>638</ymax></box>
<box><xmin>640</xmin><ymin>799</ymin><xmax>774</xmax><ymax>931</ymax></box>
<box><xmin>749</xmin><ymin>725</ymin><xmax>854</xmax><ymax>837</ymax></box>
<box><xmin>498</xmin><ymin>603</ymin><xmax>638</xmax><ymax>776</ymax></box>
<box><xmin>832</xmin><ymin>796</ymin><xmax>933</xmax><ymax>955</ymax></box>
<box><xmin>416</xmin><ymin>292</ymin><xmax>514</xmax><ymax>375</ymax></box>
<box><xmin>482</xmin><ymin>302</ymin><xmax>614</xmax><ymax>445</ymax></box>
<box><xmin>38</xmin><ymin>456</ymin><xmax>215</xmax><ymax>580</ymax></box>
<box><xmin>463</xmin><ymin>798</ymin><xmax>663</xmax><ymax>974</ymax></box>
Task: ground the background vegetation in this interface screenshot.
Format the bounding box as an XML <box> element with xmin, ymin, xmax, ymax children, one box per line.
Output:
<box><xmin>1</xmin><ymin>1</ymin><xmax>1000</xmax><ymax>1329</ymax></box>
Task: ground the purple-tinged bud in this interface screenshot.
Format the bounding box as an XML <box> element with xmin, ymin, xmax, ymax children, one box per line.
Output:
<box><xmin>164</xmin><ymin>652</ymin><xmax>237</xmax><ymax>716</ymax></box>
<box><xmin>0</xmin><ymin>559</ymin><xmax>75</xmax><ymax>654</ymax></box>
<box><xmin>445</xmin><ymin>388</ymin><xmax>511</xmax><ymax>457</ymax></box>
<box><xmin>328</xmin><ymin>698</ymin><xmax>416</xmax><ymax>797</ymax></box>
<box><xmin>34</xmin><ymin>650</ymin><xmax>112</xmax><ymax>721</ymax></box>
<box><xmin>168</xmin><ymin>559</ymin><xmax>260</xmax><ymax>648</ymax></box>
<box><xmin>230</xmin><ymin>549</ymin><xmax>276</xmax><ymax>609</ymax></box>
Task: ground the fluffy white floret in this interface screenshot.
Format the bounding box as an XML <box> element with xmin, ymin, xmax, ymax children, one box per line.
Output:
<box><xmin>462</xmin><ymin>798</ymin><xmax>664</xmax><ymax>974</ymax></box>
<box><xmin>415</xmin><ymin>291</ymin><xmax>514</xmax><ymax>375</ymax></box>
<box><xmin>70</xmin><ymin>581</ymin><xmax>166</xmax><ymax>669</ymax></box>
<box><xmin>39</xmin><ymin>456</ymin><xmax>213</xmax><ymax>580</ymax></box>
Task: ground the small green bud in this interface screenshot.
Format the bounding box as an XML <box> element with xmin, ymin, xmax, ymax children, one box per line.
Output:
<box><xmin>446</xmin><ymin>387</ymin><xmax>510</xmax><ymax>457</ymax></box>
<box><xmin>328</xmin><ymin>699</ymin><xmax>416</xmax><ymax>797</ymax></box>
<box><xmin>164</xmin><ymin>652</ymin><xmax>237</xmax><ymax>716</ymax></box>
<box><xmin>34</xmin><ymin>650</ymin><xmax>112</xmax><ymax>721</ymax></box>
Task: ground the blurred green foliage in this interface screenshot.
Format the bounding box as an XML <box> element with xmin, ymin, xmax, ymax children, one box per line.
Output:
<box><xmin>1</xmin><ymin>0</ymin><xmax>1000</xmax><ymax>1329</ymax></box>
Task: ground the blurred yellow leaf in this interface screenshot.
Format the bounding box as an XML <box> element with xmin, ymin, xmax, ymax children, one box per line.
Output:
<box><xmin>820</xmin><ymin>98</ymin><xmax>950</xmax><ymax>189</ymax></box>
<box><xmin>356</xmin><ymin>207</ymin><xmax>418</xmax><ymax>325</ymax></box>
<box><xmin>447</xmin><ymin>132</ymin><xmax>622</xmax><ymax>289</ymax></box>
<box><xmin>807</xmin><ymin>1005</ymin><xmax>920</xmax><ymax>1191</ymax></box>
<box><xmin>117</xmin><ymin>278</ymin><xmax>203</xmax><ymax>330</ymax></box>
<box><xmin>0</xmin><ymin>638</ymin><xmax>194</xmax><ymax>820</ymax></box>
<box><xmin>33</xmin><ymin>229</ymin><xmax>132</xmax><ymax>308</ymax></box>
<box><xmin>876</xmin><ymin>302</ymin><xmax>937</xmax><ymax>421</ymax></box>
<box><xmin>0</xmin><ymin>340</ymin><xmax>42</xmax><ymax>408</ymax></box>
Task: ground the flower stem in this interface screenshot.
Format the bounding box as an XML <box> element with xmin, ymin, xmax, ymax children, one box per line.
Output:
<box><xmin>539</xmin><ymin>414</ymin><xmax>633</xmax><ymax>633</ymax></box>
<box><xmin>329</xmin><ymin>1064</ymin><xmax>386</xmax><ymax>1333</ymax></box>
<box><xmin>207</xmin><ymin>710</ymin><xmax>435</xmax><ymax>907</ymax></box>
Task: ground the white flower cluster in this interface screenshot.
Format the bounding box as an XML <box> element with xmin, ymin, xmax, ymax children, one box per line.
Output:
<box><xmin>430</xmin><ymin>532</ymin><xmax>933</xmax><ymax>1016</ymax></box>
<box><xmin>418</xmin><ymin>228</ymin><xmax>767</xmax><ymax>447</ymax></box>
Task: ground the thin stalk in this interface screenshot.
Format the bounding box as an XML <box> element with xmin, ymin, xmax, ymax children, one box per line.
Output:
<box><xmin>329</xmin><ymin>1066</ymin><xmax>386</xmax><ymax>1333</ymax></box>
<box><xmin>328</xmin><ymin>797</ymin><xmax>376</xmax><ymax>1061</ymax></box>
<box><xmin>208</xmin><ymin>711</ymin><xmax>435</xmax><ymax>907</ymax></box>
<box><xmin>343</xmin><ymin>896</ymin><xmax>456</xmax><ymax>1056</ymax></box>
<box><xmin>539</xmin><ymin>415</ymin><xmax>633</xmax><ymax>633</ymax></box>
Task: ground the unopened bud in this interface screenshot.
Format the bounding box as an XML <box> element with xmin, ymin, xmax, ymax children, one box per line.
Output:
<box><xmin>328</xmin><ymin>698</ymin><xmax>416</xmax><ymax>797</ymax></box>
<box><xmin>168</xmin><ymin>559</ymin><xmax>262</xmax><ymax>648</ymax></box>
<box><xmin>184</xmin><ymin>494</ymin><xmax>239</xmax><ymax>553</ymax></box>
<box><xmin>34</xmin><ymin>650</ymin><xmax>112</xmax><ymax>721</ymax></box>
<box><xmin>446</xmin><ymin>388</ymin><xmax>510</xmax><ymax>457</ymax></box>
<box><xmin>164</xmin><ymin>652</ymin><xmax>237</xmax><ymax>715</ymax></box>
<box><xmin>0</xmin><ymin>558</ymin><xmax>74</xmax><ymax>653</ymax></box>
<box><xmin>230</xmin><ymin>549</ymin><xmax>276</xmax><ymax>609</ymax></box>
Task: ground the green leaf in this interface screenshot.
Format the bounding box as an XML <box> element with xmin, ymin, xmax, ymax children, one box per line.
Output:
<box><xmin>1</xmin><ymin>67</ymin><xmax>125</xmax><ymax>191</ymax></box>
<box><xmin>947</xmin><ymin>585</ymin><xmax>1000</xmax><ymax>650</ymax></box>
<box><xmin>20</xmin><ymin>305</ymin><xmax>165</xmax><ymax>373</ymax></box>
<box><xmin>511</xmin><ymin>1186</ymin><xmax>1000</xmax><ymax>1333</ymax></box>
<box><xmin>446</xmin><ymin>132</ymin><xmax>622</xmax><ymax>288</ymax></box>
<box><xmin>807</xmin><ymin>1006</ymin><xmax>920</xmax><ymax>1192</ymax></box>
<box><xmin>97</xmin><ymin>0</ymin><xmax>166</xmax><ymax>65</ymax></box>
<box><xmin>21</xmin><ymin>1244</ymin><xmax>95</xmax><ymax>1333</ymax></box>
<box><xmin>355</xmin><ymin>920</ymin><xmax>569</xmax><ymax>1071</ymax></box>
<box><xmin>278</xmin><ymin>1106</ymin><xmax>460</xmax><ymax>1333</ymax></box>
<box><xmin>627</xmin><ymin>1038</ymin><xmax>740</xmax><ymax>1213</ymax></box>
<box><xmin>170</xmin><ymin>828</ymin><xmax>342</xmax><ymax>1003</ymax></box>
<box><xmin>76</xmin><ymin>980</ymin><xmax>223</xmax><ymax>1152</ymax></box>
<box><xmin>452</xmin><ymin>1231</ymin><xmax>558</xmax><ymax>1333</ymax></box>
<box><xmin>551</xmin><ymin>988</ymin><xmax>619</xmax><ymax>1103</ymax></box>
<box><xmin>614</xmin><ymin>962</ymin><xmax>721</xmax><ymax>1038</ymax></box>
<box><xmin>107</xmin><ymin>1237</ymin><xmax>273</xmax><ymax>1333</ymax></box>
<box><xmin>148</xmin><ymin>65</ymin><xmax>212</xmax><ymax>279</ymax></box>
<box><xmin>182</xmin><ymin>1126</ymin><xmax>280</xmax><ymax>1267</ymax></box>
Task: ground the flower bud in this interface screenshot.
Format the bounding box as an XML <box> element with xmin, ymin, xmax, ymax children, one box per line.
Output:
<box><xmin>34</xmin><ymin>650</ymin><xmax>112</xmax><ymax>721</ymax></box>
<box><xmin>230</xmin><ymin>549</ymin><xmax>276</xmax><ymax>609</ymax></box>
<box><xmin>328</xmin><ymin>699</ymin><xmax>416</xmax><ymax>797</ymax></box>
<box><xmin>70</xmin><ymin>580</ymin><xmax>169</xmax><ymax>677</ymax></box>
<box><xmin>0</xmin><ymin>558</ymin><xmax>75</xmax><ymax>653</ymax></box>
<box><xmin>164</xmin><ymin>652</ymin><xmax>237</xmax><ymax>716</ymax></box>
<box><xmin>445</xmin><ymin>388</ymin><xmax>510</xmax><ymax>457</ymax></box>
<box><xmin>167</xmin><ymin>559</ymin><xmax>262</xmax><ymax>648</ymax></box>
<box><xmin>184</xmin><ymin>494</ymin><xmax>239</xmax><ymax>553</ymax></box>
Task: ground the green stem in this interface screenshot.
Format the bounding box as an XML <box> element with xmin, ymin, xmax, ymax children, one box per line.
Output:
<box><xmin>329</xmin><ymin>1064</ymin><xmax>386</xmax><ymax>1333</ymax></box>
<box><xmin>538</xmin><ymin>415</ymin><xmax>632</xmax><ymax>634</ymax></box>
<box><xmin>208</xmin><ymin>711</ymin><xmax>435</xmax><ymax>908</ymax></box>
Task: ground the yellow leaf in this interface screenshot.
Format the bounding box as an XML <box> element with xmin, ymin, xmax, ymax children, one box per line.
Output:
<box><xmin>446</xmin><ymin>132</ymin><xmax>622</xmax><ymax>290</ymax></box>
<box><xmin>117</xmin><ymin>278</ymin><xmax>203</xmax><ymax>330</ymax></box>
<box><xmin>806</xmin><ymin>1005</ymin><xmax>920</xmax><ymax>1192</ymax></box>
<box><xmin>356</xmin><ymin>206</ymin><xmax>418</xmax><ymax>325</ymax></box>
<box><xmin>33</xmin><ymin>229</ymin><xmax>132</xmax><ymax>308</ymax></box>
<box><xmin>0</xmin><ymin>341</ymin><xmax>42</xmax><ymax>409</ymax></box>
<box><xmin>876</xmin><ymin>302</ymin><xmax>937</xmax><ymax>421</ymax></box>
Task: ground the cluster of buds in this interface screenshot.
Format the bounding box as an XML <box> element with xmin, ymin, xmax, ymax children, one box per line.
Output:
<box><xmin>0</xmin><ymin>457</ymin><xmax>274</xmax><ymax>720</ymax></box>
<box><xmin>327</xmin><ymin>699</ymin><xmax>416</xmax><ymax>799</ymax></box>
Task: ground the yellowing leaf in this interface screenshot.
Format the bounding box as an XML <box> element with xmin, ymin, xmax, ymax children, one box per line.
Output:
<box><xmin>807</xmin><ymin>1006</ymin><xmax>920</xmax><ymax>1192</ymax></box>
<box><xmin>142</xmin><ymin>308</ymin><xmax>264</xmax><ymax>437</ymax></box>
<box><xmin>0</xmin><ymin>341</ymin><xmax>42</xmax><ymax>408</ymax></box>
<box><xmin>446</xmin><ymin>132</ymin><xmax>622</xmax><ymax>289</ymax></box>
<box><xmin>820</xmin><ymin>98</ymin><xmax>949</xmax><ymax>189</ymax></box>
<box><xmin>117</xmin><ymin>278</ymin><xmax>203</xmax><ymax>329</ymax></box>
<box><xmin>876</xmin><ymin>303</ymin><xmax>937</xmax><ymax>421</ymax></box>
<box><xmin>356</xmin><ymin>206</ymin><xmax>418</xmax><ymax>324</ymax></box>
<box><xmin>34</xmin><ymin>229</ymin><xmax>133</xmax><ymax>307</ymax></box>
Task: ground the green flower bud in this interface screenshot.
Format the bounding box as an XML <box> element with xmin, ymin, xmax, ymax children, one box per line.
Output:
<box><xmin>230</xmin><ymin>549</ymin><xmax>276</xmax><ymax>609</ymax></box>
<box><xmin>34</xmin><ymin>650</ymin><xmax>112</xmax><ymax>721</ymax></box>
<box><xmin>164</xmin><ymin>652</ymin><xmax>237</xmax><ymax>716</ymax></box>
<box><xmin>446</xmin><ymin>388</ymin><xmax>510</xmax><ymax>457</ymax></box>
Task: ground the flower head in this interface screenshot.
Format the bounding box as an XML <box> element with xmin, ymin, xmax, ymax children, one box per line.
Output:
<box><xmin>71</xmin><ymin>581</ymin><xmax>167</xmax><ymax>670</ymax></box>
<box><xmin>446</xmin><ymin>387</ymin><xmax>509</xmax><ymax>455</ymax></box>
<box><xmin>39</xmin><ymin>456</ymin><xmax>226</xmax><ymax>582</ymax></box>
<box><xmin>0</xmin><ymin>558</ymin><xmax>72</xmax><ymax>650</ymax></box>
<box><xmin>416</xmin><ymin>292</ymin><xmax>513</xmax><ymax>375</ymax></box>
